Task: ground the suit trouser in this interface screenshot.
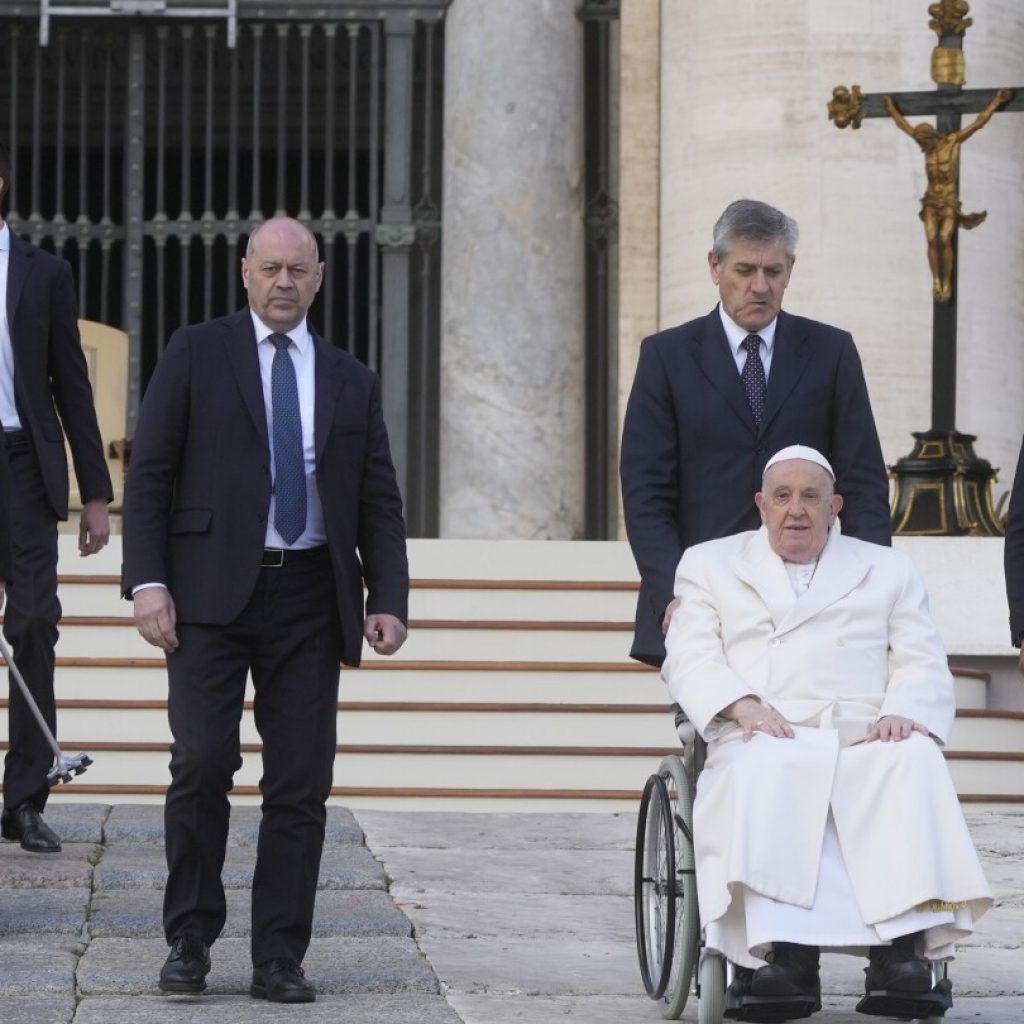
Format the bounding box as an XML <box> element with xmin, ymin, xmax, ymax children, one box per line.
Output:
<box><xmin>162</xmin><ymin>547</ymin><xmax>343</xmax><ymax>965</ymax></box>
<box><xmin>2</xmin><ymin>432</ymin><xmax>61</xmax><ymax>812</ymax></box>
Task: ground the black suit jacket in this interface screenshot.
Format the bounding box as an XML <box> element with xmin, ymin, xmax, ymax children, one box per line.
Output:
<box><xmin>620</xmin><ymin>307</ymin><xmax>892</xmax><ymax>666</ymax></box>
<box><xmin>6</xmin><ymin>232</ymin><xmax>113</xmax><ymax>517</ymax></box>
<box><xmin>1003</xmin><ymin>434</ymin><xmax>1024</xmax><ymax>645</ymax></box>
<box><xmin>121</xmin><ymin>309</ymin><xmax>409</xmax><ymax>667</ymax></box>
<box><xmin>0</xmin><ymin>442</ymin><xmax>10</xmax><ymax>579</ymax></box>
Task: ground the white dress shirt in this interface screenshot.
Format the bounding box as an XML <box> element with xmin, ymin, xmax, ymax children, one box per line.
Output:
<box><xmin>0</xmin><ymin>223</ymin><xmax>22</xmax><ymax>430</ymax></box>
<box><xmin>718</xmin><ymin>303</ymin><xmax>778</xmax><ymax>380</ymax></box>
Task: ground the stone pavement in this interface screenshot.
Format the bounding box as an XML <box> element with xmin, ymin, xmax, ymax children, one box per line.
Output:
<box><xmin>1</xmin><ymin>804</ymin><xmax>1022</xmax><ymax>1023</ymax></box>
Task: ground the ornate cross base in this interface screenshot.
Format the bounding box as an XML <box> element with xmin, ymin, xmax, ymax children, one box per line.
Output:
<box><xmin>889</xmin><ymin>430</ymin><xmax>1004</xmax><ymax>536</ymax></box>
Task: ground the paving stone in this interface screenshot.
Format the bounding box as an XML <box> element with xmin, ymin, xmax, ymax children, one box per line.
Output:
<box><xmin>0</xmin><ymin>994</ymin><xmax>76</xmax><ymax>1024</ymax></box>
<box><xmin>356</xmin><ymin>810</ymin><xmax>637</xmax><ymax>851</ymax></box>
<box><xmin>417</xmin><ymin>935</ymin><xmax>641</xmax><ymax>996</ymax></box>
<box><xmin>0</xmin><ymin>842</ymin><xmax>98</xmax><ymax>889</ymax></box>
<box><xmin>89</xmin><ymin>887</ymin><xmax>411</xmax><ymax>938</ymax></box>
<box><xmin>77</xmin><ymin>936</ymin><xmax>440</xmax><ymax>995</ymax></box>
<box><xmin>391</xmin><ymin>890</ymin><xmax>632</xmax><ymax>941</ymax></box>
<box><xmin>104</xmin><ymin>803</ymin><xmax>365</xmax><ymax>847</ymax></box>
<box><xmin>379</xmin><ymin>847</ymin><xmax>633</xmax><ymax>896</ymax></box>
<box><xmin>0</xmin><ymin>887</ymin><xmax>92</xmax><ymax>935</ymax></box>
<box><xmin>93</xmin><ymin>842</ymin><xmax>386</xmax><ymax>891</ymax></box>
<box><xmin>72</xmin><ymin>993</ymin><xmax>462</xmax><ymax>1024</ymax></box>
<box><xmin>0</xmin><ymin>938</ymin><xmax>82</xmax><ymax>995</ymax></box>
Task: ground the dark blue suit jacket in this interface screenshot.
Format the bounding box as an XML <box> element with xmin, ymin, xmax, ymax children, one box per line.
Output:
<box><xmin>121</xmin><ymin>309</ymin><xmax>409</xmax><ymax>667</ymax></box>
<box><xmin>620</xmin><ymin>307</ymin><xmax>891</xmax><ymax>666</ymax></box>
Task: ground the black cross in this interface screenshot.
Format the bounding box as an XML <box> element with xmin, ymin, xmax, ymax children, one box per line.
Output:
<box><xmin>828</xmin><ymin>1</ymin><xmax>1022</xmax><ymax>435</ymax></box>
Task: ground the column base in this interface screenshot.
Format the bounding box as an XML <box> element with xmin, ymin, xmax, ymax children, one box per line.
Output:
<box><xmin>889</xmin><ymin>430</ymin><xmax>1004</xmax><ymax>537</ymax></box>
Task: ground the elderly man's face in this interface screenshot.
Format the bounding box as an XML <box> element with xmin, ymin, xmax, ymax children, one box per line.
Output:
<box><xmin>708</xmin><ymin>239</ymin><xmax>794</xmax><ymax>333</ymax></box>
<box><xmin>241</xmin><ymin>219</ymin><xmax>324</xmax><ymax>333</ymax></box>
<box><xmin>755</xmin><ymin>459</ymin><xmax>843</xmax><ymax>563</ymax></box>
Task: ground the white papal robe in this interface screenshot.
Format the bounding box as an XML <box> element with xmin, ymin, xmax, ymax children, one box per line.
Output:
<box><xmin>661</xmin><ymin>526</ymin><xmax>992</xmax><ymax>969</ymax></box>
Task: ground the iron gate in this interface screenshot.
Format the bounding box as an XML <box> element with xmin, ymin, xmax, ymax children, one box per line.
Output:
<box><xmin>0</xmin><ymin>1</ymin><xmax>446</xmax><ymax>535</ymax></box>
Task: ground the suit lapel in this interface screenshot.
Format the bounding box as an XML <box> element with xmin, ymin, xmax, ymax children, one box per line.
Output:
<box><xmin>6</xmin><ymin>233</ymin><xmax>32</xmax><ymax>328</ymax></box>
<box><xmin>313</xmin><ymin>332</ymin><xmax>345</xmax><ymax>465</ymax></box>
<box><xmin>693</xmin><ymin>307</ymin><xmax>757</xmax><ymax>434</ymax></box>
<box><xmin>775</xmin><ymin>528</ymin><xmax>869</xmax><ymax>636</ymax></box>
<box><xmin>730</xmin><ymin>527</ymin><xmax>796</xmax><ymax>629</ymax></box>
<box><xmin>761</xmin><ymin>310</ymin><xmax>811</xmax><ymax>434</ymax></box>
<box><xmin>223</xmin><ymin>312</ymin><xmax>269</xmax><ymax>448</ymax></box>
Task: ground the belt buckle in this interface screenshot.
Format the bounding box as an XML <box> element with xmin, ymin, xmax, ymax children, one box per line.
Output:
<box><xmin>262</xmin><ymin>548</ymin><xmax>285</xmax><ymax>568</ymax></box>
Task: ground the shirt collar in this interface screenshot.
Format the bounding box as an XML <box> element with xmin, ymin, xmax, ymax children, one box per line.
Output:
<box><xmin>718</xmin><ymin>303</ymin><xmax>778</xmax><ymax>360</ymax></box>
<box><xmin>249</xmin><ymin>309</ymin><xmax>311</xmax><ymax>354</ymax></box>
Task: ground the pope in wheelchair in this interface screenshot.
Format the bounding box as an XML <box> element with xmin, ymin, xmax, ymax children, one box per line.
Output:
<box><xmin>661</xmin><ymin>445</ymin><xmax>991</xmax><ymax>1022</ymax></box>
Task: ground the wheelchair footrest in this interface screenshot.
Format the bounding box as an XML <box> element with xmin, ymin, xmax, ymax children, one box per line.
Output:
<box><xmin>724</xmin><ymin>993</ymin><xmax>820</xmax><ymax>1023</ymax></box>
<box><xmin>855</xmin><ymin>976</ymin><xmax>952</xmax><ymax>1019</ymax></box>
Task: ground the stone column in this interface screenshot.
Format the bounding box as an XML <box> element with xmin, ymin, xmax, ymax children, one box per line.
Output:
<box><xmin>615</xmin><ymin>0</ymin><xmax>661</xmax><ymax>539</ymax></box>
<box><xmin>439</xmin><ymin>0</ymin><xmax>585</xmax><ymax>539</ymax></box>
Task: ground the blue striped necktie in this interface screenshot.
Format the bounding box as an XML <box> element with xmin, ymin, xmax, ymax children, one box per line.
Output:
<box><xmin>269</xmin><ymin>333</ymin><xmax>307</xmax><ymax>544</ymax></box>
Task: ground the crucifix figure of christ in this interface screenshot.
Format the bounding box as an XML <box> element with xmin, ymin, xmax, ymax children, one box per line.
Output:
<box><xmin>885</xmin><ymin>88</ymin><xmax>1012</xmax><ymax>303</ymax></box>
<box><xmin>827</xmin><ymin>0</ymin><xmax>1023</xmax><ymax>537</ymax></box>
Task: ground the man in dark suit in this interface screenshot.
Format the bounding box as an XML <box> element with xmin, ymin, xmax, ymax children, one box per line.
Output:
<box><xmin>1002</xmin><ymin>435</ymin><xmax>1024</xmax><ymax>674</ymax></box>
<box><xmin>122</xmin><ymin>217</ymin><xmax>409</xmax><ymax>1003</ymax></box>
<box><xmin>0</xmin><ymin>143</ymin><xmax>113</xmax><ymax>853</ymax></box>
<box><xmin>621</xmin><ymin>198</ymin><xmax>891</xmax><ymax>667</ymax></box>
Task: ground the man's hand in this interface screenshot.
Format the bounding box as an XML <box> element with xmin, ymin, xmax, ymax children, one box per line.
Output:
<box><xmin>133</xmin><ymin>587</ymin><xmax>179</xmax><ymax>652</ymax></box>
<box><xmin>867</xmin><ymin>715</ymin><xmax>929</xmax><ymax>743</ymax></box>
<box><xmin>79</xmin><ymin>498</ymin><xmax>111</xmax><ymax>556</ymax></box>
<box><xmin>662</xmin><ymin>597</ymin><xmax>681</xmax><ymax>636</ymax></box>
<box><xmin>721</xmin><ymin>695</ymin><xmax>795</xmax><ymax>743</ymax></box>
<box><xmin>364</xmin><ymin>613</ymin><xmax>407</xmax><ymax>656</ymax></box>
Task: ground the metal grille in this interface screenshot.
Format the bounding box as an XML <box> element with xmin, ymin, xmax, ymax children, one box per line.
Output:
<box><xmin>0</xmin><ymin>4</ymin><xmax>445</xmax><ymax>535</ymax></box>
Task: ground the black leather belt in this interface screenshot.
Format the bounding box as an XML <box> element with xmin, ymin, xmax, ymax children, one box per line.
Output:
<box><xmin>261</xmin><ymin>546</ymin><xmax>329</xmax><ymax>568</ymax></box>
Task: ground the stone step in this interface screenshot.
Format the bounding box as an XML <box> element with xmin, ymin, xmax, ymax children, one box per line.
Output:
<box><xmin>57</xmin><ymin>577</ymin><xmax>642</xmax><ymax>621</ymax></box>
<box><xmin>51</xmin><ymin>620</ymin><xmax>638</xmax><ymax>661</ymax></box>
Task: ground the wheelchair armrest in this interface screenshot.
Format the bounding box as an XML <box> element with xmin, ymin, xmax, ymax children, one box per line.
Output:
<box><xmin>671</xmin><ymin>702</ymin><xmax>697</xmax><ymax>746</ymax></box>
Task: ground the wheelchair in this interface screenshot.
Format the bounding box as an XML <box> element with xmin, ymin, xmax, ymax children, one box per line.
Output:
<box><xmin>634</xmin><ymin>706</ymin><xmax>954</xmax><ymax>1023</ymax></box>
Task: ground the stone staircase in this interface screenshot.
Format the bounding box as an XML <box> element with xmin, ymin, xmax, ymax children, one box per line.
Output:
<box><xmin>2</xmin><ymin>536</ymin><xmax>1023</xmax><ymax>811</ymax></box>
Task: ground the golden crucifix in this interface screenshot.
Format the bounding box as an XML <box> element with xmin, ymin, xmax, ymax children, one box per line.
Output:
<box><xmin>827</xmin><ymin>0</ymin><xmax>1023</xmax><ymax>538</ymax></box>
<box><xmin>883</xmin><ymin>89</ymin><xmax>1011</xmax><ymax>303</ymax></box>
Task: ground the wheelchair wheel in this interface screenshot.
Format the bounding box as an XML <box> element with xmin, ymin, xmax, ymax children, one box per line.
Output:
<box><xmin>696</xmin><ymin>950</ymin><xmax>726</xmax><ymax>1024</ymax></box>
<box><xmin>657</xmin><ymin>755</ymin><xmax>700</xmax><ymax>1019</ymax></box>
<box><xmin>635</xmin><ymin>772</ymin><xmax>675</xmax><ymax>1000</ymax></box>
<box><xmin>635</xmin><ymin>755</ymin><xmax>701</xmax><ymax>1017</ymax></box>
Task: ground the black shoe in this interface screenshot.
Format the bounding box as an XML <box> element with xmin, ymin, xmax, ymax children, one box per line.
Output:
<box><xmin>1</xmin><ymin>803</ymin><xmax>62</xmax><ymax>853</ymax></box>
<box><xmin>728</xmin><ymin>965</ymin><xmax>755</xmax><ymax>998</ymax></box>
<box><xmin>751</xmin><ymin>943</ymin><xmax>822</xmax><ymax>1000</ymax></box>
<box><xmin>251</xmin><ymin>959</ymin><xmax>316</xmax><ymax>1003</ymax></box>
<box><xmin>159</xmin><ymin>935</ymin><xmax>211</xmax><ymax>994</ymax></box>
<box><xmin>864</xmin><ymin>934</ymin><xmax>932</xmax><ymax>994</ymax></box>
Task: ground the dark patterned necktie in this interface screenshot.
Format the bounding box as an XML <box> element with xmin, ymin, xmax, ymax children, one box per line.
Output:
<box><xmin>269</xmin><ymin>333</ymin><xmax>307</xmax><ymax>544</ymax></box>
<box><xmin>741</xmin><ymin>334</ymin><xmax>767</xmax><ymax>426</ymax></box>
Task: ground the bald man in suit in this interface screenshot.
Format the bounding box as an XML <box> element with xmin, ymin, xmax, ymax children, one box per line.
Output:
<box><xmin>123</xmin><ymin>217</ymin><xmax>409</xmax><ymax>1003</ymax></box>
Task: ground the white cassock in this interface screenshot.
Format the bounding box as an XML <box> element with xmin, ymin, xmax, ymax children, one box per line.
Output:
<box><xmin>662</xmin><ymin>525</ymin><xmax>992</xmax><ymax>970</ymax></box>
